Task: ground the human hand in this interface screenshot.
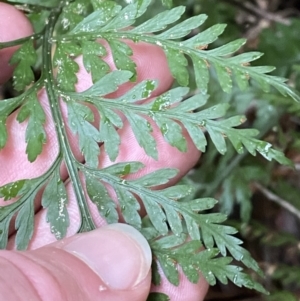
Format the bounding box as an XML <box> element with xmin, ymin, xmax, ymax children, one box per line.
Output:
<box><xmin>0</xmin><ymin>3</ymin><xmax>209</xmax><ymax>300</ymax></box>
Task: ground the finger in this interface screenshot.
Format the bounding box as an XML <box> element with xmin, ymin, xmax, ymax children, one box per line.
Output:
<box><xmin>1</xmin><ymin>224</ymin><xmax>152</xmax><ymax>301</ymax></box>
<box><xmin>0</xmin><ymin>3</ymin><xmax>33</xmax><ymax>84</ymax></box>
<box><xmin>151</xmin><ymin>265</ymin><xmax>209</xmax><ymax>301</ymax></box>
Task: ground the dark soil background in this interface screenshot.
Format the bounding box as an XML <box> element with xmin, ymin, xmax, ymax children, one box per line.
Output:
<box><xmin>202</xmin><ymin>1</ymin><xmax>300</xmax><ymax>300</ymax></box>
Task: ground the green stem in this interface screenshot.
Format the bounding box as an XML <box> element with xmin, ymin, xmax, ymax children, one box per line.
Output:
<box><xmin>0</xmin><ymin>156</ymin><xmax>62</xmax><ymax>222</ymax></box>
<box><xmin>1</xmin><ymin>80</ymin><xmax>43</xmax><ymax>116</ymax></box>
<box><xmin>0</xmin><ymin>33</ymin><xmax>43</xmax><ymax>49</ymax></box>
<box><xmin>42</xmin><ymin>5</ymin><xmax>95</xmax><ymax>232</ymax></box>
<box><xmin>63</xmin><ymin>93</ymin><xmax>206</xmax><ymax>125</ymax></box>
<box><xmin>81</xmin><ymin>165</ymin><xmax>199</xmax><ymax>221</ymax></box>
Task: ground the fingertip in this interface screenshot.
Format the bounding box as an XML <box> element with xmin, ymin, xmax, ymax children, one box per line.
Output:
<box><xmin>0</xmin><ymin>2</ymin><xmax>34</xmax><ymax>84</ymax></box>
<box><xmin>61</xmin><ymin>224</ymin><xmax>152</xmax><ymax>290</ymax></box>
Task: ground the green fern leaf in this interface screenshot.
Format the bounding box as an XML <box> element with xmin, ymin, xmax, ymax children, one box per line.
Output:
<box><xmin>147</xmin><ymin>292</ymin><xmax>170</xmax><ymax>301</ymax></box>
<box><xmin>156</xmin><ymin>15</ymin><xmax>208</xmax><ymax>39</ymax></box>
<box><xmin>161</xmin><ymin>0</ymin><xmax>173</xmax><ymax>8</ymax></box>
<box><xmin>85</xmin><ymin>175</ymin><xmax>118</xmax><ymax>224</ymax></box>
<box><xmin>66</xmin><ymin>100</ymin><xmax>101</xmax><ymax>168</ymax></box>
<box><xmin>131</xmin><ymin>6</ymin><xmax>185</xmax><ymax>34</ymax></box>
<box><xmin>17</xmin><ymin>93</ymin><xmax>46</xmax><ymax>162</ymax></box>
<box><xmin>42</xmin><ymin>170</ymin><xmax>69</xmax><ymax>240</ymax></box>
<box><xmin>81</xmin><ymin>41</ymin><xmax>110</xmax><ymax>82</ymax></box>
<box><xmin>70</xmin><ymin>2</ymin><xmax>122</xmax><ymax>34</ymax></box>
<box><xmin>79</xmin><ymin>70</ymin><xmax>132</xmax><ymax>97</ymax></box>
<box><xmin>107</xmin><ymin>39</ymin><xmax>137</xmax><ymax>80</ymax></box>
<box><xmin>65</xmin><ymin>5</ymin><xmax>300</xmax><ymax>101</ymax></box>
<box><xmin>53</xmin><ymin>42</ymin><xmax>81</xmax><ymax>91</ymax></box>
<box><xmin>15</xmin><ymin>192</ymin><xmax>35</xmax><ymax>250</ymax></box>
<box><xmin>9</xmin><ymin>40</ymin><xmax>37</xmax><ymax>91</ymax></box>
<box><xmin>59</xmin><ymin>0</ymin><xmax>90</xmax><ymax>32</ymax></box>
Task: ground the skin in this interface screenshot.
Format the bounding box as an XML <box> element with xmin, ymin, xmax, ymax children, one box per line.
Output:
<box><xmin>0</xmin><ymin>3</ymin><xmax>209</xmax><ymax>301</ymax></box>
<box><xmin>0</xmin><ymin>3</ymin><xmax>34</xmax><ymax>83</ymax></box>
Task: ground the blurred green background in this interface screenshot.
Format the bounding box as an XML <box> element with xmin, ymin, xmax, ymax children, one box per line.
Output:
<box><xmin>142</xmin><ymin>0</ymin><xmax>300</xmax><ymax>300</ymax></box>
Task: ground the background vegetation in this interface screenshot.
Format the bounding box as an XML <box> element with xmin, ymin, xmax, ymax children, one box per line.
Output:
<box><xmin>165</xmin><ymin>0</ymin><xmax>300</xmax><ymax>300</ymax></box>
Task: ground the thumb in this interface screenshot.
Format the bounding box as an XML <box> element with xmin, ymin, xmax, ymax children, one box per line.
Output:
<box><xmin>0</xmin><ymin>224</ymin><xmax>152</xmax><ymax>301</ymax></box>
